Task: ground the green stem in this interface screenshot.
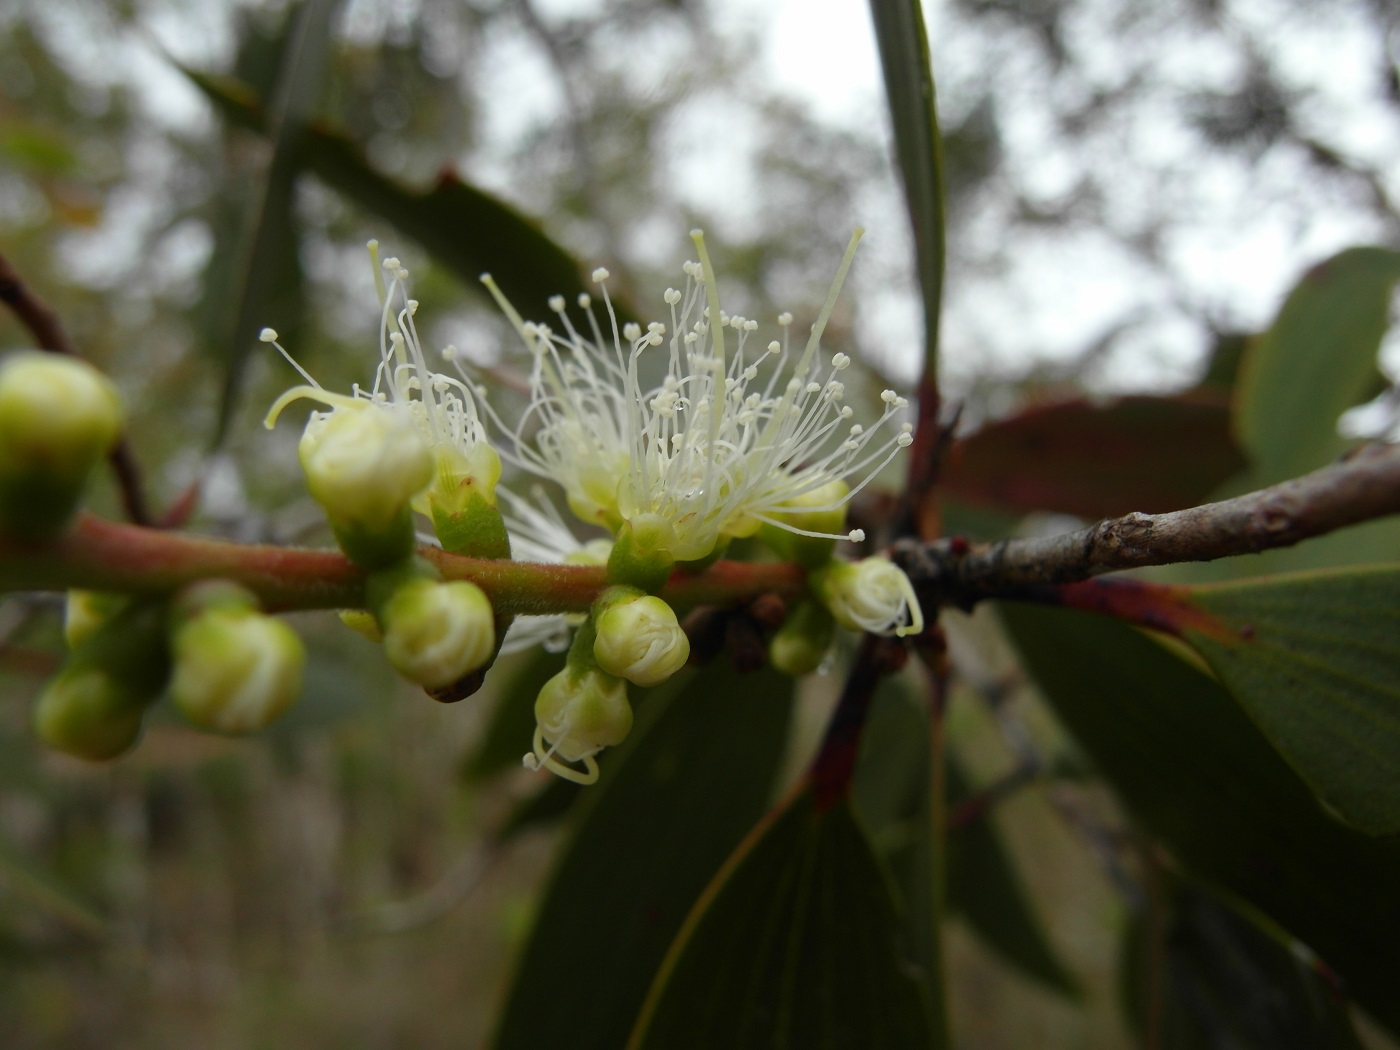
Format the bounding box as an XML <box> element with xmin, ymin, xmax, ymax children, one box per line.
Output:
<box><xmin>0</xmin><ymin>514</ymin><xmax>806</xmax><ymax>616</ymax></box>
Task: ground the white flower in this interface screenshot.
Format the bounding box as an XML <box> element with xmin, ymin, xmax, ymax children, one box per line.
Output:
<box><xmin>472</xmin><ymin>229</ymin><xmax>913</xmax><ymax>562</ymax></box>
<box><xmin>263</xmin><ymin>244</ymin><xmax>499</xmax><ymax>511</ymax></box>
<box><xmin>815</xmin><ymin>557</ymin><xmax>925</xmax><ymax>638</ymax></box>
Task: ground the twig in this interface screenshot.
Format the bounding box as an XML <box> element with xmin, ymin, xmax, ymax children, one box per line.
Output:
<box><xmin>0</xmin><ymin>248</ymin><xmax>153</xmax><ymax>525</ymax></box>
<box><xmin>896</xmin><ymin>441</ymin><xmax>1400</xmax><ymax>606</ymax></box>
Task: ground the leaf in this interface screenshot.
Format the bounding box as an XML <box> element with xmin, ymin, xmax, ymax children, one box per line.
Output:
<box><xmin>869</xmin><ymin>0</ymin><xmax>946</xmax><ymax>377</ymax></box>
<box><xmin>489</xmin><ymin>659</ymin><xmax>793</xmax><ymax>1050</ymax></box>
<box><xmin>207</xmin><ymin>0</ymin><xmax>337</xmax><ymax>447</ymax></box>
<box><xmin>850</xmin><ymin>674</ymin><xmax>948</xmax><ymax>1032</ymax></box>
<box><xmin>1235</xmin><ymin>246</ymin><xmax>1400</xmax><ymax>485</ymax></box>
<box><xmin>628</xmin><ymin>789</ymin><xmax>935</xmax><ymax>1050</ymax></box>
<box><xmin>1120</xmin><ymin>882</ymin><xmax>1363</xmax><ymax>1050</ymax></box>
<box><xmin>998</xmin><ymin>602</ymin><xmax>1400</xmax><ymax>1033</ymax></box>
<box><xmin>944</xmin><ymin>752</ymin><xmax>1079</xmax><ymax>997</ymax></box>
<box><xmin>184</xmin><ymin>68</ymin><xmax>624</xmax><ymax>323</ymax></box>
<box><xmin>1180</xmin><ymin>566</ymin><xmax>1400</xmax><ymax>836</ymax></box>
<box><xmin>941</xmin><ymin>394</ymin><xmax>1245</xmax><ymax>520</ymax></box>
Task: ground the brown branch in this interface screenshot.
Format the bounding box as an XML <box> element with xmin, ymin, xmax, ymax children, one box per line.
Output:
<box><xmin>0</xmin><ymin>248</ymin><xmax>153</xmax><ymax>525</ymax></box>
<box><xmin>897</xmin><ymin>441</ymin><xmax>1400</xmax><ymax>606</ymax></box>
<box><xmin>0</xmin><ymin>513</ymin><xmax>808</xmax><ymax>616</ymax></box>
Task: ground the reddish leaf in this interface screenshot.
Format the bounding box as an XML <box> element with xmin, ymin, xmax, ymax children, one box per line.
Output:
<box><xmin>941</xmin><ymin>394</ymin><xmax>1244</xmax><ymax>521</ymax></box>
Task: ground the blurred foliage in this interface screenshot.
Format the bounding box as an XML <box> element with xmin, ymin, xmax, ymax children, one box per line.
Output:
<box><xmin>3</xmin><ymin>0</ymin><xmax>1400</xmax><ymax>1046</ymax></box>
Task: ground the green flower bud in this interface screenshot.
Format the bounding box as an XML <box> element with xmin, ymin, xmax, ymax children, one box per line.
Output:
<box><xmin>170</xmin><ymin>607</ymin><xmax>305</xmax><ymax>734</ymax></box>
<box><xmin>524</xmin><ymin>666</ymin><xmax>632</xmax><ymax>785</ymax></box>
<box><xmin>606</xmin><ymin>513</ymin><xmax>676</xmax><ymax>592</ymax></box>
<box><xmin>380</xmin><ymin>578</ymin><xmax>495</xmax><ymax>689</ymax></box>
<box><xmin>759</xmin><ymin>479</ymin><xmax>851</xmax><ymax>568</ymax></box>
<box><xmin>0</xmin><ymin>352</ymin><xmax>124</xmax><ymax>538</ymax></box>
<box><xmin>64</xmin><ymin>590</ymin><xmax>127</xmax><ymax>650</ymax></box>
<box><xmin>33</xmin><ymin>668</ymin><xmax>146</xmax><ymax>761</ymax></box>
<box><xmin>813</xmin><ymin>557</ymin><xmax>925</xmax><ymax>638</ymax></box>
<box><xmin>593</xmin><ymin>591</ymin><xmax>689</xmax><ymax>687</ymax></box>
<box><xmin>34</xmin><ymin>598</ymin><xmax>171</xmax><ymax>761</ymax></box>
<box><xmin>299</xmin><ymin>404</ymin><xmax>433</xmax><ymax>567</ymax></box>
<box><xmin>338</xmin><ymin>609</ymin><xmax>382</xmax><ymax>643</ymax></box>
<box><xmin>769</xmin><ymin>600</ymin><xmax>836</xmax><ymax>676</ymax></box>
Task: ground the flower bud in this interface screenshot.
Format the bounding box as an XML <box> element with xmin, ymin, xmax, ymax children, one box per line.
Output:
<box><xmin>769</xmin><ymin>600</ymin><xmax>836</xmax><ymax>676</ymax></box>
<box><xmin>299</xmin><ymin>405</ymin><xmax>433</xmax><ymax>567</ymax></box>
<box><xmin>64</xmin><ymin>590</ymin><xmax>127</xmax><ymax>650</ymax></box>
<box><xmin>593</xmin><ymin>591</ymin><xmax>690</xmax><ymax>687</ymax></box>
<box><xmin>380</xmin><ymin>578</ymin><xmax>496</xmax><ymax>689</ymax></box>
<box><xmin>814</xmin><ymin>557</ymin><xmax>925</xmax><ymax>638</ymax></box>
<box><xmin>35</xmin><ymin>598</ymin><xmax>171</xmax><ymax>761</ymax></box>
<box><xmin>34</xmin><ymin>667</ymin><xmax>147</xmax><ymax>761</ymax></box>
<box><xmin>524</xmin><ymin>666</ymin><xmax>633</xmax><ymax>785</ymax></box>
<box><xmin>606</xmin><ymin>513</ymin><xmax>677</xmax><ymax>592</ymax></box>
<box><xmin>760</xmin><ymin>479</ymin><xmax>851</xmax><ymax>568</ymax></box>
<box><xmin>0</xmin><ymin>352</ymin><xmax>124</xmax><ymax>538</ymax></box>
<box><xmin>170</xmin><ymin>607</ymin><xmax>305</xmax><ymax>734</ymax></box>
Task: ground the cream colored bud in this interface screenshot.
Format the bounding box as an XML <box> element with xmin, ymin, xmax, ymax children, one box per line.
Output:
<box><xmin>593</xmin><ymin>594</ymin><xmax>690</xmax><ymax>687</ymax></box>
<box><xmin>381</xmin><ymin>579</ymin><xmax>495</xmax><ymax>688</ymax></box>
<box><xmin>524</xmin><ymin>667</ymin><xmax>633</xmax><ymax>784</ymax></box>
<box><xmin>298</xmin><ymin>405</ymin><xmax>433</xmax><ymax>531</ymax></box>
<box><xmin>0</xmin><ymin>352</ymin><xmax>123</xmax><ymax>477</ymax></box>
<box><xmin>816</xmin><ymin>557</ymin><xmax>925</xmax><ymax>638</ymax></box>
<box><xmin>170</xmin><ymin>608</ymin><xmax>305</xmax><ymax>734</ymax></box>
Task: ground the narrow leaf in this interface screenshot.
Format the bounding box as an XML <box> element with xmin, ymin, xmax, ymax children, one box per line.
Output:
<box><xmin>629</xmin><ymin>789</ymin><xmax>935</xmax><ymax>1050</ymax></box>
<box><xmin>184</xmin><ymin>68</ymin><xmax>621</xmax><ymax>321</ymax></box>
<box><xmin>1180</xmin><ymin>566</ymin><xmax>1400</xmax><ymax>836</ymax></box>
<box><xmin>999</xmin><ymin>602</ymin><xmax>1400</xmax><ymax>1033</ymax></box>
<box><xmin>490</xmin><ymin>660</ymin><xmax>793</xmax><ymax>1050</ymax></box>
<box><xmin>869</xmin><ymin>0</ymin><xmax>946</xmax><ymax>378</ymax></box>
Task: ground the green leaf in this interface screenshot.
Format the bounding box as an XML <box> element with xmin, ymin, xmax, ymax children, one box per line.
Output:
<box><xmin>628</xmin><ymin>789</ymin><xmax>935</xmax><ymax>1050</ymax></box>
<box><xmin>184</xmin><ymin>68</ymin><xmax>623</xmax><ymax>323</ymax></box>
<box><xmin>1180</xmin><ymin>566</ymin><xmax>1400</xmax><ymax>836</ymax></box>
<box><xmin>869</xmin><ymin>0</ymin><xmax>946</xmax><ymax>378</ymax></box>
<box><xmin>1120</xmin><ymin>882</ymin><xmax>1363</xmax><ymax>1050</ymax></box>
<box><xmin>851</xmin><ymin>674</ymin><xmax>948</xmax><ymax>1035</ymax></box>
<box><xmin>1236</xmin><ymin>246</ymin><xmax>1400</xmax><ymax>485</ymax></box>
<box><xmin>944</xmin><ymin>753</ymin><xmax>1079</xmax><ymax>997</ymax></box>
<box><xmin>942</xmin><ymin>394</ymin><xmax>1244</xmax><ymax>520</ymax></box>
<box><xmin>489</xmin><ymin>659</ymin><xmax>793</xmax><ymax>1050</ymax></box>
<box><xmin>207</xmin><ymin>0</ymin><xmax>336</xmax><ymax>447</ymax></box>
<box><xmin>998</xmin><ymin>602</ymin><xmax>1400</xmax><ymax>1033</ymax></box>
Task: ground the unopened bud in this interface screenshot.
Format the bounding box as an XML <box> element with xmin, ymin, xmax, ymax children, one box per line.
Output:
<box><xmin>769</xmin><ymin>600</ymin><xmax>836</xmax><ymax>676</ymax></box>
<box><xmin>0</xmin><ymin>352</ymin><xmax>124</xmax><ymax>538</ymax></box>
<box><xmin>606</xmin><ymin>513</ymin><xmax>677</xmax><ymax>592</ymax></box>
<box><xmin>524</xmin><ymin>666</ymin><xmax>632</xmax><ymax>785</ymax></box>
<box><xmin>299</xmin><ymin>405</ymin><xmax>433</xmax><ymax>566</ymax></box>
<box><xmin>814</xmin><ymin>557</ymin><xmax>925</xmax><ymax>638</ymax></box>
<box><xmin>760</xmin><ymin>479</ymin><xmax>850</xmax><ymax>568</ymax></box>
<box><xmin>64</xmin><ymin>590</ymin><xmax>126</xmax><ymax>649</ymax></box>
<box><xmin>593</xmin><ymin>590</ymin><xmax>689</xmax><ymax>687</ymax></box>
<box><xmin>380</xmin><ymin>579</ymin><xmax>496</xmax><ymax>689</ymax></box>
<box><xmin>34</xmin><ymin>667</ymin><xmax>147</xmax><ymax>761</ymax></box>
<box><xmin>170</xmin><ymin>607</ymin><xmax>305</xmax><ymax>733</ymax></box>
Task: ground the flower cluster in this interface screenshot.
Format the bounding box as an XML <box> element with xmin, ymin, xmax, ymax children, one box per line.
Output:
<box><xmin>257</xmin><ymin>232</ymin><xmax>923</xmax><ymax>786</ymax></box>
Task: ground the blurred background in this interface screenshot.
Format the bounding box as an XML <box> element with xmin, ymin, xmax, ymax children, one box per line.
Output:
<box><xmin>2</xmin><ymin>0</ymin><xmax>1399</xmax><ymax>1045</ymax></box>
